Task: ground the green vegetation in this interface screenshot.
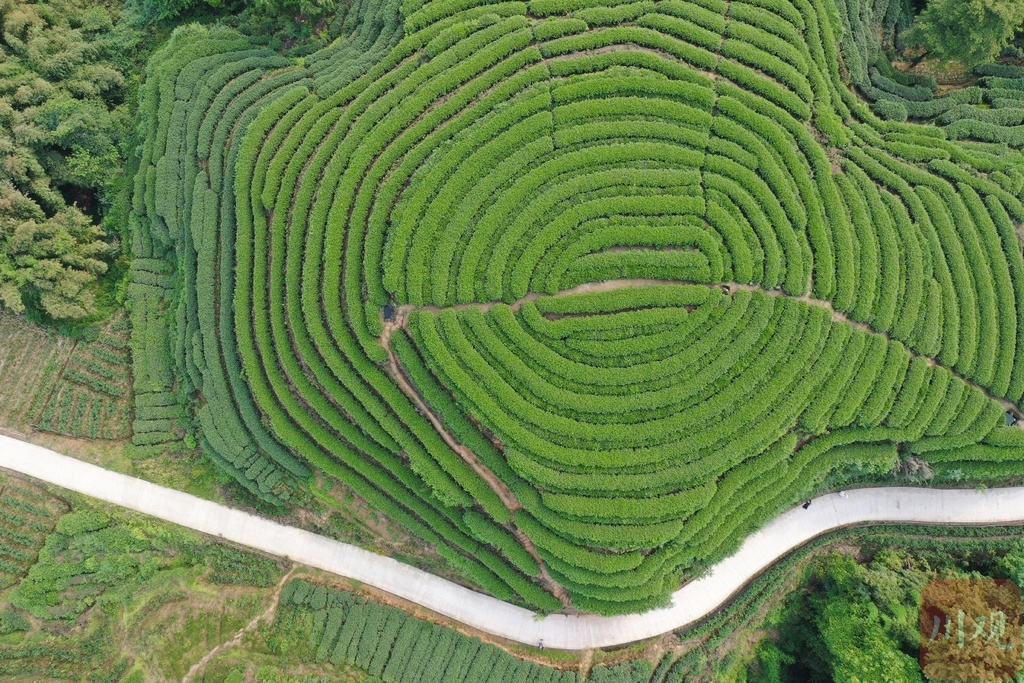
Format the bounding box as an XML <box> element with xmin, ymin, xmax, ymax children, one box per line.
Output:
<box><xmin>197</xmin><ymin>576</ymin><xmax>686</xmax><ymax>683</ymax></box>
<box><xmin>6</xmin><ymin>0</ymin><xmax>1024</xmax><ymax>664</ymax></box>
<box><xmin>759</xmin><ymin>551</ymin><xmax>930</xmax><ymax>682</ymax></box>
<box><xmin>252</xmin><ymin>577</ymin><xmax>581</xmax><ymax>683</ymax></box>
<box><xmin>906</xmin><ymin>0</ymin><xmax>1024</xmax><ymax>68</ymax></box>
<box><xmin>131</xmin><ymin>0</ymin><xmax>349</xmax><ymax>34</ymax></box>
<box><xmin>0</xmin><ymin>477</ymin><xmax>67</xmax><ymax>590</ymax></box>
<box><xmin>0</xmin><ymin>470</ymin><xmax>289</xmax><ymax>681</ymax></box>
<box><xmin>842</xmin><ymin>2</ymin><xmax>1024</xmax><ymax>150</ymax></box>
<box><xmin>632</xmin><ymin>524</ymin><xmax>1024</xmax><ymax>682</ymax></box>
<box><xmin>0</xmin><ymin>312</ymin><xmax>76</xmax><ymax>428</ymax></box>
<box><xmin>0</xmin><ymin>0</ymin><xmax>366</xmax><ymax>325</ymax></box>
<box><xmin>0</xmin><ymin>311</ymin><xmax>134</xmax><ymax>439</ymax></box>
<box><xmin>36</xmin><ymin>314</ymin><xmax>134</xmax><ymax>439</ymax></box>
<box><xmin>741</xmin><ymin>539</ymin><xmax>1024</xmax><ymax>683</ymax></box>
<box><xmin>190</xmin><ymin>526</ymin><xmax>1024</xmax><ymax>681</ymax></box>
<box><xmin>130</xmin><ymin>0</ymin><xmax>1024</xmax><ymax>615</ymax></box>
<box><xmin>0</xmin><ymin>0</ymin><xmax>144</xmax><ymax>320</ymax></box>
<box><xmin>6</xmin><ymin>439</ymin><xmax>1024</xmax><ymax>680</ymax></box>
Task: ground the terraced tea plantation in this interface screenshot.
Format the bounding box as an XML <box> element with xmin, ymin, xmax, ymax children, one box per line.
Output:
<box><xmin>131</xmin><ymin>0</ymin><xmax>1024</xmax><ymax>613</ymax></box>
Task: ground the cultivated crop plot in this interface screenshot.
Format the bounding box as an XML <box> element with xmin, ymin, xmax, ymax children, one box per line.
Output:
<box><xmin>0</xmin><ymin>475</ymin><xmax>67</xmax><ymax>590</ymax></box>
<box><xmin>5</xmin><ymin>0</ymin><xmax>1024</xmax><ymax>678</ymax></box>
<box><xmin>127</xmin><ymin>0</ymin><xmax>1024</xmax><ymax>616</ymax></box>
<box><xmin>35</xmin><ymin>315</ymin><xmax>134</xmax><ymax>441</ymax></box>
<box><xmin>0</xmin><ymin>315</ymin><xmax>75</xmax><ymax>431</ymax></box>
<box><xmin>268</xmin><ymin>578</ymin><xmax>585</xmax><ymax>681</ymax></box>
<box><xmin>0</xmin><ymin>314</ymin><xmax>136</xmax><ymax>442</ymax></box>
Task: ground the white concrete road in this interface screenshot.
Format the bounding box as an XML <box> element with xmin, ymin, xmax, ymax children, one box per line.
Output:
<box><xmin>2</xmin><ymin>433</ymin><xmax>1024</xmax><ymax>649</ymax></box>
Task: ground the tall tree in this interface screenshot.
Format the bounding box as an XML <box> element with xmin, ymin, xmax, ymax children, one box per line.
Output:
<box><xmin>0</xmin><ymin>182</ymin><xmax>109</xmax><ymax>318</ymax></box>
<box><xmin>0</xmin><ymin>0</ymin><xmax>140</xmax><ymax>319</ymax></box>
<box><xmin>906</xmin><ymin>0</ymin><xmax>1024</xmax><ymax>68</ymax></box>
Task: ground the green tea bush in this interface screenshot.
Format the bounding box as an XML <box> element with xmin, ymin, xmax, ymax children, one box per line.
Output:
<box><xmin>131</xmin><ymin>0</ymin><xmax>1024</xmax><ymax>615</ymax></box>
<box><xmin>276</xmin><ymin>579</ymin><xmax>580</xmax><ymax>682</ymax></box>
<box><xmin>55</xmin><ymin>511</ymin><xmax>110</xmax><ymax>537</ymax></box>
<box><xmin>0</xmin><ymin>610</ymin><xmax>29</xmax><ymax>635</ymax></box>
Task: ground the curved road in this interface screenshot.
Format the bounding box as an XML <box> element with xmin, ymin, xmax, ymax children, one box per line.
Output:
<box><xmin>2</xmin><ymin>433</ymin><xmax>1023</xmax><ymax>649</ymax></box>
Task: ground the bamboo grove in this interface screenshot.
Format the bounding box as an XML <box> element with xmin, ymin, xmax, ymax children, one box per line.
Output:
<box><xmin>130</xmin><ymin>0</ymin><xmax>1024</xmax><ymax>614</ymax></box>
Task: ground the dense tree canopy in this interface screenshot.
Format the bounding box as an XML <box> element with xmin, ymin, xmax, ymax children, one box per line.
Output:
<box><xmin>750</xmin><ymin>544</ymin><xmax>1024</xmax><ymax>683</ymax></box>
<box><xmin>906</xmin><ymin>0</ymin><xmax>1024</xmax><ymax>68</ymax></box>
<box><xmin>0</xmin><ymin>181</ymin><xmax>109</xmax><ymax>318</ymax></box>
<box><xmin>129</xmin><ymin>0</ymin><xmax>338</xmax><ymax>27</ymax></box>
<box><xmin>0</xmin><ymin>0</ymin><xmax>139</xmax><ymax>319</ymax></box>
<box><xmin>752</xmin><ymin>551</ymin><xmax>930</xmax><ymax>682</ymax></box>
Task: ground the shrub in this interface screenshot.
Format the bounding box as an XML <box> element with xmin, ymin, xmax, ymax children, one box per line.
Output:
<box><xmin>56</xmin><ymin>511</ymin><xmax>110</xmax><ymax>537</ymax></box>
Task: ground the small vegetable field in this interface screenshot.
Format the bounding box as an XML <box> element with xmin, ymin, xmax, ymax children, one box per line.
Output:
<box><xmin>36</xmin><ymin>315</ymin><xmax>134</xmax><ymax>440</ymax></box>
<box><xmin>130</xmin><ymin>0</ymin><xmax>1024</xmax><ymax>614</ymax></box>
<box><xmin>0</xmin><ymin>314</ymin><xmax>135</xmax><ymax>441</ymax></box>
<box><xmin>0</xmin><ymin>314</ymin><xmax>75</xmax><ymax>430</ymax></box>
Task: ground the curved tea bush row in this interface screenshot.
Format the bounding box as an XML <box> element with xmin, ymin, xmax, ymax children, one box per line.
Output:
<box><xmin>837</xmin><ymin>0</ymin><xmax>1024</xmax><ymax>145</ymax></box>
<box><xmin>133</xmin><ymin>28</ymin><xmax>310</xmax><ymax>503</ymax></box>
<box><xmin>133</xmin><ymin>0</ymin><xmax>1024</xmax><ymax>615</ymax></box>
<box><xmin>402</xmin><ymin>287</ymin><xmax>1010</xmax><ymax>605</ymax></box>
<box><xmin>136</xmin><ymin>19</ymin><xmax>565</xmax><ymax>608</ymax></box>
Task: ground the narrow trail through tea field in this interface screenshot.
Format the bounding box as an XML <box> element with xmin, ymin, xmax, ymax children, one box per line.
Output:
<box><xmin>2</xmin><ymin>433</ymin><xmax>1024</xmax><ymax>650</ymax></box>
